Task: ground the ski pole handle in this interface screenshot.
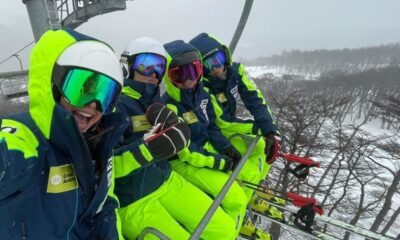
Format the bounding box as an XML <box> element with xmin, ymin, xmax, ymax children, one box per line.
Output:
<box><xmin>279</xmin><ymin>153</ymin><xmax>321</xmax><ymax>167</ymax></box>
<box><xmin>287</xmin><ymin>192</ymin><xmax>324</xmax><ymax>215</ymax></box>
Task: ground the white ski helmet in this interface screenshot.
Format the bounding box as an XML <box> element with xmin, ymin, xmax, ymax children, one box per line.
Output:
<box><xmin>53</xmin><ymin>40</ymin><xmax>123</xmax><ymax>113</ymax></box>
<box><xmin>56</xmin><ymin>40</ymin><xmax>123</xmax><ymax>86</ymax></box>
<box><xmin>120</xmin><ymin>37</ymin><xmax>167</xmax><ymax>80</ymax></box>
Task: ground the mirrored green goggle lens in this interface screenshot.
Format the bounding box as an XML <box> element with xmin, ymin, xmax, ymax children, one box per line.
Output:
<box><xmin>61</xmin><ymin>68</ymin><xmax>121</xmax><ymax>113</ymax></box>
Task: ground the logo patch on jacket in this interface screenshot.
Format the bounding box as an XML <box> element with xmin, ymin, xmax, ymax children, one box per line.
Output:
<box><xmin>200</xmin><ymin>99</ymin><xmax>209</xmax><ymax>123</ymax></box>
<box><xmin>183</xmin><ymin>111</ymin><xmax>198</xmax><ymax>124</ymax></box>
<box><xmin>0</xmin><ymin>126</ymin><xmax>18</xmax><ymax>134</ymax></box>
<box><xmin>216</xmin><ymin>93</ymin><xmax>227</xmax><ymax>103</ymax></box>
<box><xmin>1</xmin><ymin>119</ymin><xmax>39</xmax><ymax>159</ymax></box>
<box><xmin>131</xmin><ymin>115</ymin><xmax>151</xmax><ymax>132</ymax></box>
<box><xmin>47</xmin><ymin>164</ymin><xmax>78</xmax><ymax>193</ymax></box>
<box><xmin>230</xmin><ymin>85</ymin><xmax>239</xmax><ymax>100</ymax></box>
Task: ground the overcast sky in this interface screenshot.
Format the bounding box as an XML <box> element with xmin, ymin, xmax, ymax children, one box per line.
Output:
<box><xmin>1</xmin><ymin>0</ymin><xmax>400</xmax><ymax>72</ymax></box>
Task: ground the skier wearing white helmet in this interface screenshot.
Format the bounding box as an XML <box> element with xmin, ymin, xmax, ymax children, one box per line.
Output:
<box><xmin>0</xmin><ymin>28</ymin><xmax>128</xmax><ymax>239</ymax></box>
<box><xmin>0</xmin><ymin>29</ymin><xmax>190</xmax><ymax>240</ymax></box>
<box><xmin>114</xmin><ymin>37</ymin><xmax>237</xmax><ymax>240</ymax></box>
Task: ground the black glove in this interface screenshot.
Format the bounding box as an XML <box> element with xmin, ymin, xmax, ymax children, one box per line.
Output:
<box><xmin>144</xmin><ymin>119</ymin><xmax>190</xmax><ymax>160</ymax></box>
<box><xmin>265</xmin><ymin>133</ymin><xmax>281</xmax><ymax>164</ymax></box>
<box><xmin>223</xmin><ymin>146</ymin><xmax>242</xmax><ymax>163</ymax></box>
<box><xmin>146</xmin><ymin>103</ymin><xmax>179</xmax><ymax>130</ymax></box>
<box><xmin>221</xmin><ymin>158</ymin><xmax>234</xmax><ymax>172</ymax></box>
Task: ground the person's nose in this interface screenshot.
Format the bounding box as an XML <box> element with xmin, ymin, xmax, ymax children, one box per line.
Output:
<box><xmin>88</xmin><ymin>101</ymin><xmax>98</xmax><ymax>110</ymax></box>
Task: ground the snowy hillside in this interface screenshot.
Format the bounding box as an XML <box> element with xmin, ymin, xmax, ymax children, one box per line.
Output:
<box><xmin>243</xmin><ymin>65</ymin><xmax>400</xmax><ymax>240</ymax></box>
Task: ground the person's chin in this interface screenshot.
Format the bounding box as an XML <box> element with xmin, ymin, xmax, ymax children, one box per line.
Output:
<box><xmin>77</xmin><ymin>116</ymin><xmax>100</xmax><ymax>133</ymax></box>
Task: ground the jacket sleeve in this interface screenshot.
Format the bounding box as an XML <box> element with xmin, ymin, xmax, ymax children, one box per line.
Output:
<box><xmin>205</xmin><ymin>96</ymin><xmax>234</xmax><ymax>152</ymax></box>
<box><xmin>92</xmin><ymin>160</ymin><xmax>124</xmax><ymax>240</ymax></box>
<box><xmin>209</xmin><ymin>93</ymin><xmax>255</xmax><ymax>135</ymax></box>
<box><xmin>236</xmin><ymin>63</ymin><xmax>279</xmax><ymax>135</ymax></box>
<box><xmin>166</xmin><ymin>101</ymin><xmax>230</xmax><ymax>170</ymax></box>
<box><xmin>112</xmin><ymin>139</ymin><xmax>156</xmax><ymax>179</ymax></box>
<box><xmin>0</xmin><ymin>121</ymin><xmax>40</xmax><ymax>200</ymax></box>
<box><xmin>177</xmin><ymin>144</ymin><xmax>229</xmax><ymax>171</ymax></box>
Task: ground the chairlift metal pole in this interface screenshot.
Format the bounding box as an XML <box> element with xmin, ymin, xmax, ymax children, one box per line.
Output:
<box><xmin>138</xmin><ymin>227</ymin><xmax>171</xmax><ymax>240</ymax></box>
<box><xmin>229</xmin><ymin>0</ymin><xmax>254</xmax><ymax>54</ymax></box>
<box><xmin>23</xmin><ymin>0</ymin><xmax>60</xmax><ymax>42</ymax></box>
<box><xmin>189</xmin><ymin>135</ymin><xmax>261</xmax><ymax>240</ymax></box>
<box><xmin>12</xmin><ymin>54</ymin><xmax>24</xmax><ymax>71</ymax></box>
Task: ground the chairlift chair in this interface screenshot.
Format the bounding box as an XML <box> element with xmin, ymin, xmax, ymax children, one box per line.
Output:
<box><xmin>0</xmin><ymin>78</ymin><xmax>28</xmax><ymax>100</ymax></box>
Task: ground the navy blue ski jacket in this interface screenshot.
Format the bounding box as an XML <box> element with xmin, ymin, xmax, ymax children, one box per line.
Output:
<box><xmin>114</xmin><ymin>80</ymin><xmax>172</xmax><ymax>207</ymax></box>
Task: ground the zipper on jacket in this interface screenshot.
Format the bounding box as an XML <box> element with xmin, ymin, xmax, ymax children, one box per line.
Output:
<box><xmin>21</xmin><ymin>221</ymin><xmax>27</xmax><ymax>240</ymax></box>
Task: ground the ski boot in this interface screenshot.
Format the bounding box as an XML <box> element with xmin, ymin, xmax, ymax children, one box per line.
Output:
<box><xmin>255</xmin><ymin>189</ymin><xmax>286</xmax><ymax>206</ymax></box>
<box><xmin>250</xmin><ymin>194</ymin><xmax>285</xmax><ymax>222</ymax></box>
<box><xmin>240</xmin><ymin>214</ymin><xmax>271</xmax><ymax>240</ymax></box>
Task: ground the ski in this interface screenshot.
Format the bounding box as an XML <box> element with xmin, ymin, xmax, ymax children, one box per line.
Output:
<box><xmin>314</xmin><ymin>214</ymin><xmax>395</xmax><ymax>240</ymax></box>
<box><xmin>238</xmin><ymin>234</ymin><xmax>262</xmax><ymax>240</ymax></box>
<box><xmin>262</xmin><ymin>199</ymin><xmax>395</xmax><ymax>240</ymax></box>
<box><xmin>252</xmin><ymin>210</ymin><xmax>340</xmax><ymax>240</ymax></box>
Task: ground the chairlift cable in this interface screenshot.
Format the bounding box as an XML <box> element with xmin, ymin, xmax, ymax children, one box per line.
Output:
<box><xmin>0</xmin><ymin>40</ymin><xmax>34</xmax><ymax>66</ymax></box>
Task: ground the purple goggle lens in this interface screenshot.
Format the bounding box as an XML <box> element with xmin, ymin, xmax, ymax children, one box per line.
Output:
<box><xmin>168</xmin><ymin>61</ymin><xmax>203</xmax><ymax>84</ymax></box>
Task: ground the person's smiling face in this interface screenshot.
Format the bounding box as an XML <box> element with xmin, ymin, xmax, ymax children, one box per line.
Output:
<box><xmin>60</xmin><ymin>97</ymin><xmax>103</xmax><ymax>133</ymax></box>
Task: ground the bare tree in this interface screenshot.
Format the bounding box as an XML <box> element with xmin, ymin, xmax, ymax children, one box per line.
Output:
<box><xmin>367</xmin><ymin>139</ymin><xmax>400</xmax><ymax>233</ymax></box>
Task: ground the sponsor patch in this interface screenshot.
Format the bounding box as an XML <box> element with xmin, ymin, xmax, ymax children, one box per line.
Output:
<box><xmin>47</xmin><ymin>164</ymin><xmax>78</xmax><ymax>193</ymax></box>
<box><xmin>216</xmin><ymin>93</ymin><xmax>227</xmax><ymax>103</ymax></box>
<box><xmin>183</xmin><ymin>111</ymin><xmax>199</xmax><ymax>124</ymax></box>
<box><xmin>131</xmin><ymin>115</ymin><xmax>151</xmax><ymax>132</ymax></box>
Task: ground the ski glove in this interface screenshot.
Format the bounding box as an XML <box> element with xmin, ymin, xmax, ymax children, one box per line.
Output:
<box><xmin>221</xmin><ymin>158</ymin><xmax>234</xmax><ymax>172</ymax></box>
<box><xmin>223</xmin><ymin>146</ymin><xmax>242</xmax><ymax>163</ymax></box>
<box><xmin>265</xmin><ymin>133</ymin><xmax>281</xmax><ymax>164</ymax></box>
<box><xmin>144</xmin><ymin>119</ymin><xmax>190</xmax><ymax>160</ymax></box>
<box><xmin>146</xmin><ymin>103</ymin><xmax>179</xmax><ymax>130</ymax></box>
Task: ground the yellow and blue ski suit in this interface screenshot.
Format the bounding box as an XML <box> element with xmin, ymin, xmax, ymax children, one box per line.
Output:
<box><xmin>0</xmin><ymin>29</ymin><xmax>127</xmax><ymax>239</ymax></box>
<box><xmin>114</xmin><ymin>80</ymin><xmax>236</xmax><ymax>240</ymax></box>
<box><xmin>163</xmin><ymin>40</ymin><xmax>265</xmax><ymax>235</ymax></box>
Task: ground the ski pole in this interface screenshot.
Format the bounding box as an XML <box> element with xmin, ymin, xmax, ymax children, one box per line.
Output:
<box><xmin>238</xmin><ymin>179</ymin><xmax>286</xmax><ymax>196</ymax></box>
<box><xmin>189</xmin><ymin>135</ymin><xmax>261</xmax><ymax>240</ymax></box>
<box><xmin>279</xmin><ymin>153</ymin><xmax>321</xmax><ymax>167</ymax></box>
<box><xmin>239</xmin><ymin>183</ymin><xmax>290</xmax><ymax>203</ymax></box>
<box><xmin>277</xmin><ymin>152</ymin><xmax>321</xmax><ymax>179</ymax></box>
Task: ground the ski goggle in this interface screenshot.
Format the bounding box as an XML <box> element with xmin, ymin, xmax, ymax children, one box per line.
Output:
<box><xmin>203</xmin><ymin>49</ymin><xmax>227</xmax><ymax>71</ymax></box>
<box><xmin>132</xmin><ymin>53</ymin><xmax>166</xmax><ymax>80</ymax></box>
<box><xmin>60</xmin><ymin>67</ymin><xmax>121</xmax><ymax>114</ymax></box>
<box><xmin>168</xmin><ymin>61</ymin><xmax>203</xmax><ymax>84</ymax></box>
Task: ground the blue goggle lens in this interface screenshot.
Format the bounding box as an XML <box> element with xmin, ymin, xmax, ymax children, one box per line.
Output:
<box><xmin>132</xmin><ymin>53</ymin><xmax>166</xmax><ymax>80</ymax></box>
<box><xmin>203</xmin><ymin>49</ymin><xmax>227</xmax><ymax>71</ymax></box>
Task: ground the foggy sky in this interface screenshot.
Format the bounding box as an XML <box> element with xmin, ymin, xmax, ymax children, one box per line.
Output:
<box><xmin>1</xmin><ymin>0</ymin><xmax>400</xmax><ymax>72</ymax></box>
